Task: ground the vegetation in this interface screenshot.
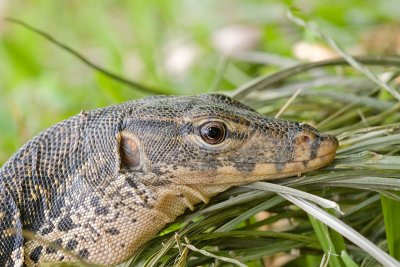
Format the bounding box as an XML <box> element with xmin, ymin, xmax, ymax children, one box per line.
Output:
<box><xmin>1</xmin><ymin>1</ymin><xmax>400</xmax><ymax>266</ymax></box>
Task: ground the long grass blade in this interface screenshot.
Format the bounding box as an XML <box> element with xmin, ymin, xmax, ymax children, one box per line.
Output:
<box><xmin>280</xmin><ymin>194</ymin><xmax>400</xmax><ymax>267</ymax></box>
<box><xmin>381</xmin><ymin>194</ymin><xmax>400</xmax><ymax>260</ymax></box>
<box><xmin>308</xmin><ymin>215</ymin><xmax>343</xmax><ymax>267</ymax></box>
<box><xmin>5</xmin><ymin>17</ymin><xmax>167</xmax><ymax>95</ymax></box>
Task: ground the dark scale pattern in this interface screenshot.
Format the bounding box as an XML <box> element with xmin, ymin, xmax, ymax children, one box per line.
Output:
<box><xmin>78</xmin><ymin>248</ymin><xmax>90</xmax><ymax>259</ymax></box>
<box><xmin>57</xmin><ymin>216</ymin><xmax>76</xmax><ymax>232</ymax></box>
<box><xmin>29</xmin><ymin>246</ymin><xmax>42</xmax><ymax>263</ymax></box>
<box><xmin>66</xmin><ymin>239</ymin><xmax>78</xmax><ymax>250</ymax></box>
<box><xmin>0</xmin><ymin>94</ymin><xmax>338</xmax><ymax>266</ymax></box>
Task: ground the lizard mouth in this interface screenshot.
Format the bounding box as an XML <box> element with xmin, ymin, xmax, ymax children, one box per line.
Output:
<box><xmin>169</xmin><ymin>134</ymin><xmax>338</xmax><ymax>185</ymax></box>
<box><xmin>267</xmin><ymin>149</ymin><xmax>337</xmax><ymax>178</ymax></box>
<box><xmin>171</xmin><ymin>149</ymin><xmax>337</xmax><ymax>185</ymax></box>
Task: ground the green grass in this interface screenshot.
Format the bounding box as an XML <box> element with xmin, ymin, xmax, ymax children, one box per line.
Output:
<box><xmin>2</xmin><ymin>1</ymin><xmax>400</xmax><ymax>267</ymax></box>
<box><xmin>382</xmin><ymin>195</ymin><xmax>400</xmax><ymax>260</ymax></box>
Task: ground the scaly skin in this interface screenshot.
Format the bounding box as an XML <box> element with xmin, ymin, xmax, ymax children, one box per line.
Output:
<box><xmin>0</xmin><ymin>94</ymin><xmax>338</xmax><ymax>266</ymax></box>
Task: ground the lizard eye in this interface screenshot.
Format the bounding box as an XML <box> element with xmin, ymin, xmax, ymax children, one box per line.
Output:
<box><xmin>200</xmin><ymin>121</ymin><xmax>226</xmax><ymax>145</ymax></box>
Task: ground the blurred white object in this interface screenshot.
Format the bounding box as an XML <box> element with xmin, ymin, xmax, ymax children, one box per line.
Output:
<box><xmin>212</xmin><ymin>24</ymin><xmax>262</xmax><ymax>55</ymax></box>
<box><xmin>163</xmin><ymin>42</ymin><xmax>200</xmax><ymax>78</ymax></box>
<box><xmin>293</xmin><ymin>41</ymin><xmax>338</xmax><ymax>62</ymax></box>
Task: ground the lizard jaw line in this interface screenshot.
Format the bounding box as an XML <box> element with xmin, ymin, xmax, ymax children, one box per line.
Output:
<box><xmin>250</xmin><ymin>150</ymin><xmax>337</xmax><ymax>181</ymax></box>
<box><xmin>170</xmin><ymin>150</ymin><xmax>337</xmax><ymax>186</ymax></box>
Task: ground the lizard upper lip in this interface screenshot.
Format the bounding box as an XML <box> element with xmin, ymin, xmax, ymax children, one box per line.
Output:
<box><xmin>225</xmin><ymin>148</ymin><xmax>338</xmax><ymax>165</ymax></box>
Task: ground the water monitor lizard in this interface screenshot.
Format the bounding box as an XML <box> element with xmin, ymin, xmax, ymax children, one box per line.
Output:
<box><xmin>0</xmin><ymin>94</ymin><xmax>338</xmax><ymax>266</ymax></box>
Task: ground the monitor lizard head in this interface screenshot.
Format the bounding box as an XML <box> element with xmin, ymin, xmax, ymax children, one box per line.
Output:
<box><xmin>118</xmin><ymin>94</ymin><xmax>338</xmax><ymax>187</ymax></box>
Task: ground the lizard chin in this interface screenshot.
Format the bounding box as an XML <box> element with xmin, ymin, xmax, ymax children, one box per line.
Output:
<box><xmin>245</xmin><ymin>149</ymin><xmax>337</xmax><ymax>182</ymax></box>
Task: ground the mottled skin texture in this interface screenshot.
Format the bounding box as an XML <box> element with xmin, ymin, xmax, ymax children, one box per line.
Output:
<box><xmin>0</xmin><ymin>94</ymin><xmax>338</xmax><ymax>266</ymax></box>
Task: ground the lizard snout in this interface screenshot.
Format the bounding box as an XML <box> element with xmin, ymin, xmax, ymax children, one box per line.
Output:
<box><xmin>292</xmin><ymin>125</ymin><xmax>339</xmax><ymax>163</ymax></box>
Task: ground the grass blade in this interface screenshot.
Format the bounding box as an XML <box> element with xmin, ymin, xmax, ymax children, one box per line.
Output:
<box><xmin>381</xmin><ymin>194</ymin><xmax>400</xmax><ymax>260</ymax></box>
<box><xmin>183</xmin><ymin>243</ymin><xmax>247</xmax><ymax>267</ymax></box>
<box><xmin>340</xmin><ymin>250</ymin><xmax>359</xmax><ymax>267</ymax></box>
<box><xmin>308</xmin><ymin>214</ymin><xmax>343</xmax><ymax>267</ymax></box>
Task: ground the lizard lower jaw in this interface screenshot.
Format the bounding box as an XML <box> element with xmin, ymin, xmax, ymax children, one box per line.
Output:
<box><xmin>276</xmin><ymin>149</ymin><xmax>336</xmax><ymax>177</ymax></box>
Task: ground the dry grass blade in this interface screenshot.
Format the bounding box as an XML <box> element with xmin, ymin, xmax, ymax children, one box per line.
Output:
<box><xmin>243</xmin><ymin>182</ymin><xmax>341</xmax><ymax>212</ymax></box>
<box><xmin>274</xmin><ymin>88</ymin><xmax>303</xmax><ymax>118</ymax></box>
<box><xmin>183</xmin><ymin>243</ymin><xmax>248</xmax><ymax>267</ymax></box>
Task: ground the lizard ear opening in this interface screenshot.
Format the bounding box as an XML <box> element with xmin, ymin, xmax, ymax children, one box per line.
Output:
<box><xmin>119</xmin><ymin>133</ymin><xmax>141</xmax><ymax>169</ymax></box>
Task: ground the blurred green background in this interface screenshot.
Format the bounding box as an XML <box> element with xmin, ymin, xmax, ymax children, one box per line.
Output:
<box><xmin>1</xmin><ymin>0</ymin><xmax>400</xmax><ymax>164</ymax></box>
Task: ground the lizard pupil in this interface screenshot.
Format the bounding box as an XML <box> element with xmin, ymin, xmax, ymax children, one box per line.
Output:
<box><xmin>200</xmin><ymin>122</ymin><xmax>226</xmax><ymax>145</ymax></box>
